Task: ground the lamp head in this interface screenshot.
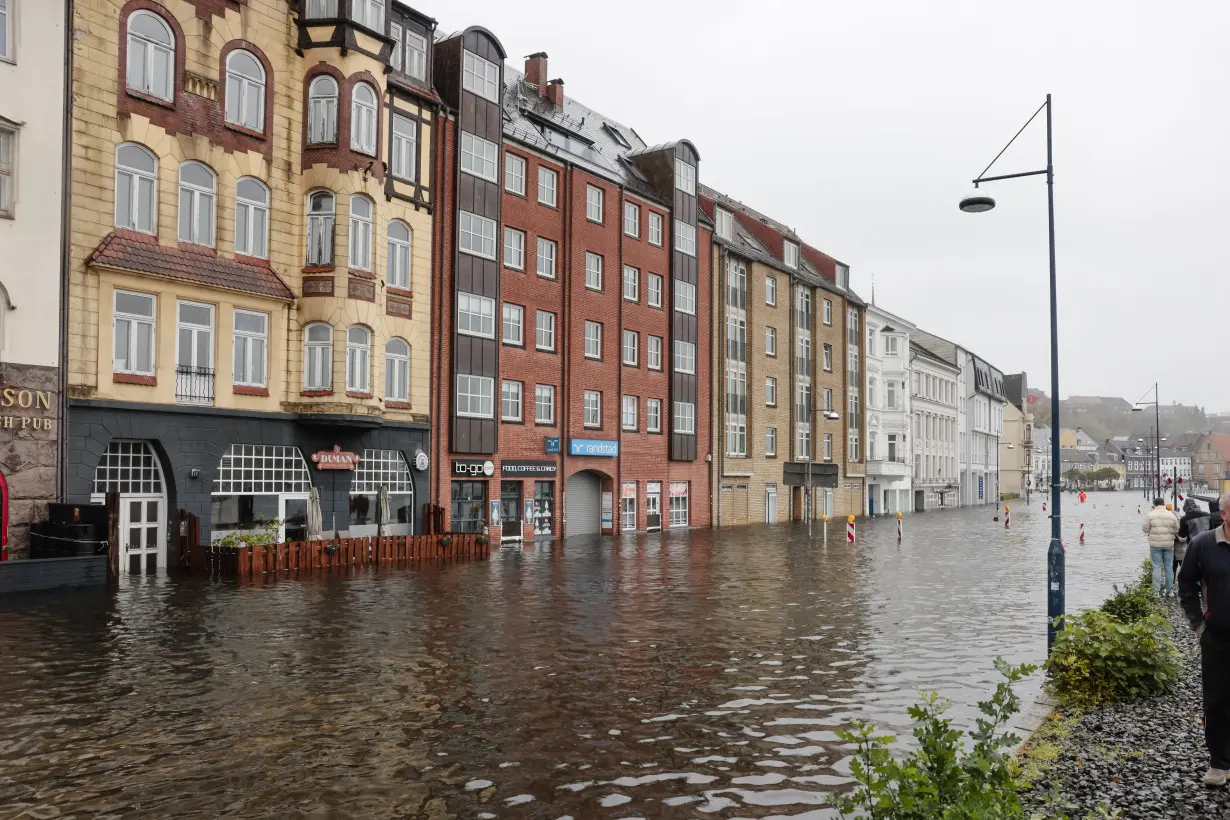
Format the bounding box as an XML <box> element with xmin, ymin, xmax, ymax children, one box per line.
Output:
<box><xmin>959</xmin><ymin>189</ymin><xmax>996</xmax><ymax>213</ymax></box>
<box><xmin>825</xmin><ymin>411</ymin><xmax>841</xmax><ymax>421</ymax></box>
<box><xmin>1132</xmin><ymin>406</ymin><xmax>1144</xmax><ymax>412</ymax></box>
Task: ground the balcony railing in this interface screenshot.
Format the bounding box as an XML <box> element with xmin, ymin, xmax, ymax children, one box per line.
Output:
<box><xmin>176</xmin><ymin>365</ymin><xmax>215</xmax><ymax>406</ymax></box>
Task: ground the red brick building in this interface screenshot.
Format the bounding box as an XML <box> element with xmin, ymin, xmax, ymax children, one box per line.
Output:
<box><xmin>430</xmin><ymin>46</ymin><xmax>711</xmax><ymax>538</ymax></box>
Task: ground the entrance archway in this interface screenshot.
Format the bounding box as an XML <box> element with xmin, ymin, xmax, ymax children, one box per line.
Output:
<box><xmin>565</xmin><ymin>470</ymin><xmax>608</xmax><ymax>537</ymax></box>
<box><xmin>91</xmin><ymin>440</ymin><xmax>167</xmax><ymax>574</ymax></box>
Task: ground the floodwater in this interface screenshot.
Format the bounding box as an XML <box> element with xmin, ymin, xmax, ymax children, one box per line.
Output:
<box><xmin>0</xmin><ymin>494</ymin><xmax>1147</xmax><ymax>818</ymax></box>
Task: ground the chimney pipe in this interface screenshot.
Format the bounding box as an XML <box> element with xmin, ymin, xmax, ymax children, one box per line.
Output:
<box><xmin>524</xmin><ymin>52</ymin><xmax>548</xmax><ymax>92</ymax></box>
<box><xmin>547</xmin><ymin>78</ymin><xmax>564</xmax><ymax>109</ymax></box>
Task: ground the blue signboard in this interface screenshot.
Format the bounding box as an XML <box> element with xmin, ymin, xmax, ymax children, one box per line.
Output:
<box><xmin>978</xmin><ymin>475</ymin><xmax>984</xmax><ymax>500</ymax></box>
<box><xmin>545</xmin><ymin>437</ymin><xmax>561</xmax><ymax>454</ymax></box>
<box><xmin>569</xmin><ymin>439</ymin><xmax>619</xmax><ymax>457</ymax></box>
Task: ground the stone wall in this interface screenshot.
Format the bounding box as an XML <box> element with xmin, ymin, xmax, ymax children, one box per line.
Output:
<box><xmin>0</xmin><ymin>363</ymin><xmax>61</xmax><ymax>560</ymax></box>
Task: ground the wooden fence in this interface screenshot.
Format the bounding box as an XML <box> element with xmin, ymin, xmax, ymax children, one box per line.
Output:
<box><xmin>192</xmin><ymin>533</ymin><xmax>491</xmax><ymax>580</ymax></box>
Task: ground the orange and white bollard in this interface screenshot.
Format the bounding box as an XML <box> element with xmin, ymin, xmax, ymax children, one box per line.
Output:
<box><xmin>822</xmin><ymin>514</ymin><xmax>828</xmax><ymax>543</ymax></box>
<box><xmin>1079</xmin><ymin>523</ymin><xmax>1085</xmax><ymax>545</ymax></box>
<box><xmin>897</xmin><ymin>511</ymin><xmax>903</xmax><ymax>542</ymax></box>
<box><xmin>1137</xmin><ymin>505</ymin><xmax>1141</xmax><ymax>514</ymax></box>
<box><xmin>847</xmin><ymin>515</ymin><xmax>856</xmax><ymax>545</ymax></box>
<box><xmin>1004</xmin><ymin>505</ymin><xmax>1010</xmax><ymax>528</ymax></box>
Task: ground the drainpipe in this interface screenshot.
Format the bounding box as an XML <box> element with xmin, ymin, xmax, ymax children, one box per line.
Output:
<box><xmin>57</xmin><ymin>0</ymin><xmax>75</xmax><ymax>502</ymax></box>
<box><xmin>616</xmin><ymin>183</ymin><xmax>624</xmax><ymax>530</ymax></box>
<box><xmin>714</xmin><ymin>244</ymin><xmax>726</xmax><ymax>528</ymax></box>
<box><xmin>431</xmin><ymin>108</ymin><xmax>450</xmax><ymax>516</ymax></box>
<box><xmin>559</xmin><ymin>163</ymin><xmax>571</xmax><ymax>535</ymax></box>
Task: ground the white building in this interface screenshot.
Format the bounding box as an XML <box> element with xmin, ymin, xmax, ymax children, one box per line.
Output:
<box><xmin>0</xmin><ymin>0</ymin><xmax>69</xmax><ymax>556</ymax></box>
<box><xmin>1033</xmin><ymin>424</ymin><xmax>1053</xmax><ymax>495</ymax></box>
<box><xmin>909</xmin><ymin>340</ymin><xmax>960</xmax><ymax>510</ymax></box>
<box><xmin>864</xmin><ymin>306</ymin><xmax>915</xmax><ymax>516</ymax></box>
<box><xmin>1160</xmin><ymin>451</ymin><xmax>1192</xmax><ymax>484</ymax></box>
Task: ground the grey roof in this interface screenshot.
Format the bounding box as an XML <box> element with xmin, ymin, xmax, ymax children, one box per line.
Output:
<box><xmin>911</xmin><ymin>329</ymin><xmax>961</xmax><ymax>366</ymax></box>
<box><xmin>699</xmin><ymin>183</ymin><xmax>800</xmax><ymax>239</ymax></box>
<box><xmin>909</xmin><ymin>340</ymin><xmax>960</xmax><ymax>371</ymax></box>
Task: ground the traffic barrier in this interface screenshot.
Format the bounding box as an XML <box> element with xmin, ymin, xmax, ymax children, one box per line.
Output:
<box><xmin>847</xmin><ymin>515</ymin><xmax>856</xmax><ymax>545</ymax></box>
<box><xmin>822</xmin><ymin>514</ymin><xmax>828</xmax><ymax>543</ymax></box>
<box><xmin>897</xmin><ymin>511</ymin><xmax>903</xmax><ymax>542</ymax></box>
<box><xmin>1079</xmin><ymin>523</ymin><xmax>1085</xmax><ymax>545</ymax></box>
<box><xmin>1004</xmin><ymin>505</ymin><xmax>1010</xmax><ymax>528</ymax></box>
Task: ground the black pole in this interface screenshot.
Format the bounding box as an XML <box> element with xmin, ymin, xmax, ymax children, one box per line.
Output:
<box><xmin>1045</xmin><ymin>93</ymin><xmax>1065</xmax><ymax>652</ymax></box>
<box><xmin>1155</xmin><ymin>383</ymin><xmax>1161</xmax><ymax>506</ymax></box>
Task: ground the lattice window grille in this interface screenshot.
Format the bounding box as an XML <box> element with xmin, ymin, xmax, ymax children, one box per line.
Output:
<box><xmin>351</xmin><ymin>449</ymin><xmax>413</xmax><ymax>493</ymax></box>
<box><xmin>93</xmin><ymin>440</ymin><xmax>163</xmax><ymax>494</ymax></box>
<box><xmin>213</xmin><ymin>444</ymin><xmax>312</xmax><ymax>494</ymax></box>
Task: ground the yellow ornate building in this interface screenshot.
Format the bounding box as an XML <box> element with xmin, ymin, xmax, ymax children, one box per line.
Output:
<box><xmin>66</xmin><ymin>0</ymin><xmax>436</xmax><ymax>572</ymax></box>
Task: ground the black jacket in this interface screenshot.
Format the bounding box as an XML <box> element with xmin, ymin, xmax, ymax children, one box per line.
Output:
<box><xmin>1179</xmin><ymin>524</ymin><xmax>1230</xmax><ymax>632</ymax></box>
<box><xmin>1180</xmin><ymin>509</ymin><xmax>1212</xmax><ymax>540</ymax></box>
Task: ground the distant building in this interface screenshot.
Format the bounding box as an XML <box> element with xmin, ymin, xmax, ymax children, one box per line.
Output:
<box><xmin>1193</xmin><ymin>434</ymin><xmax>1230</xmax><ymax>495</ymax></box>
<box><xmin>908</xmin><ymin>341</ymin><xmax>959</xmax><ymax>511</ymax></box>
<box><xmin>1060</xmin><ymin>428</ymin><xmax>1098</xmax><ymax>452</ymax></box>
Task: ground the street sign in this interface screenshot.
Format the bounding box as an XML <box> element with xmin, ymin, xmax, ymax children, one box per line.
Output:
<box><xmin>545</xmin><ymin>437</ymin><xmax>561</xmax><ymax>454</ymax></box>
<box><xmin>782</xmin><ymin>462</ymin><xmax>838</xmax><ymax>488</ymax></box>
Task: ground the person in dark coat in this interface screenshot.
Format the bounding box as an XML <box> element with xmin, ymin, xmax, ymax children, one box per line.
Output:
<box><xmin>1178</xmin><ymin>498</ymin><xmax>1213</xmax><ymax>576</ymax></box>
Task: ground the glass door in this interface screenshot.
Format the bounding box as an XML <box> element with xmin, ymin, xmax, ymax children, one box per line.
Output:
<box><xmin>176</xmin><ymin>301</ymin><xmax>215</xmax><ymax>405</ymax></box>
<box><xmin>646</xmin><ymin>490</ymin><xmax>661</xmax><ymax>531</ymax></box>
<box><xmin>282</xmin><ymin>496</ymin><xmax>308</xmax><ymax>542</ymax></box>
<box><xmin>122</xmin><ymin>497</ymin><xmax>164</xmax><ymax>574</ymax></box>
<box><xmin>500</xmin><ymin>481</ymin><xmax>522</xmax><ymax>540</ymax></box>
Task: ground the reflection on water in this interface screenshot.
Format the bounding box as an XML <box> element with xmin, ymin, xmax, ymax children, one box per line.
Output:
<box><xmin>0</xmin><ymin>495</ymin><xmax>1142</xmax><ymax>818</ymax></box>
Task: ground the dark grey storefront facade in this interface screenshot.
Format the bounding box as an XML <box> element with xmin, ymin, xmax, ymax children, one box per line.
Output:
<box><xmin>67</xmin><ymin>400</ymin><xmax>432</xmax><ymax>552</ymax></box>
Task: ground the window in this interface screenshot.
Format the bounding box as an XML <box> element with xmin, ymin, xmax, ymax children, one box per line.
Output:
<box><xmin>797</xmin><ymin>423</ymin><xmax>811</xmax><ymax>461</ymax></box>
<box><xmin>502</xmin><ymin>303</ymin><xmax>523</xmax><ymax>345</ymax></box>
<box><xmin>584</xmin><ymin>321</ymin><xmax>602</xmax><ymax>359</ymax></box>
<box><xmin>505</xmin><ymin>153</ymin><xmax>526</xmax><ymax>194</ymax></box>
<box><xmin>784</xmin><ymin>241</ymin><xmax>799</xmax><ymax>269</ymax></box>
<box><xmin>456</xmin><ymin>373</ymin><xmax>494</xmax><ymax>418</ymax></box>
<box><xmin>647</xmin><ymin>399</ymin><xmax>662</xmax><ymax>432</ymax></box>
<box><xmin>647</xmin><ymin>336</ymin><xmax>662</xmax><ymax>370</ymax></box>
<box><xmin>306</xmin><ymin>190</ymin><xmax>335</xmax><ymax>265</ymax></box>
<box><xmin>386</xmin><ymin>220</ymin><xmax>411</xmax><ymax>288</ymax></box>
<box><xmin>389</xmin><ymin>22</ymin><xmax>402</xmax><ymax>70</ymax></box>
<box><xmin>233</xmin><ymin>309</ymin><xmax>268</xmax><ymax>387</ymax></box>
<box><xmin>823</xmin><ymin>299</ymin><xmax>833</xmax><ymax>325</ymax></box>
<box><xmin>462</xmin><ymin>50</ymin><xmax>500</xmax><ymax>102</ymax></box>
<box><xmin>536</xmin><ymin>237</ymin><xmax>557</xmax><ymax>278</ymax></box>
<box><xmin>849</xmin><ymin>431</ymin><xmax>861</xmax><ymax>461</ymax></box>
<box><xmin>885</xmin><ymin>335</ymin><xmax>899</xmax><ymax>355</ymax></box>
<box><xmin>230</xmin><ymin>177</ymin><xmax>271</xmax><ymax>258</ymax></box>
<box><xmin>715</xmin><ymin>207</ymin><xmax>733</xmax><ymax>241</ymax></box>
<box><xmin>535</xmin><ymin>384</ymin><xmax>555</xmax><ymax>424</ymax></box>
<box><xmin>94</xmin><ymin>440</ymin><xmax>163</xmax><ymax>495</ymax></box>
<box><xmin>459</xmin><ymin>210</ymin><xmax>497</xmax><ymax>259</ymax></box>
<box><xmin>460</xmin><ymin>131</ymin><xmax>498</xmax><ymax>181</ymax></box>
<box><xmin>583</xmin><ymin>252</ymin><xmax>603</xmax><ymax>290</ymax></box>
<box><xmin>304</xmin><ymin>0</ymin><xmax>337</xmax><ymax>14</ymax></box>
<box><xmin>824</xmin><ymin>433</ymin><xmax>833</xmax><ymax>461</ymax></box>
<box><xmin>126</xmin><ymin>11</ymin><xmax>174</xmax><ymax>102</ymax></box>
<box><xmin>583</xmin><ymin>390</ymin><xmax>601</xmax><ymax>428</ymax></box>
<box><xmin>174</xmin><ymin>301</ymin><xmax>213</xmax><ymax>401</ymax></box>
<box><xmin>225</xmin><ymin>50</ymin><xmax>265</xmax><ymax>132</ymax></box>
<box><xmin>404</xmin><ymin>30</ymin><xmax>427</xmax><ymax>80</ymax></box>
<box><xmin>114</xmin><ymin>143</ymin><xmax>157</xmax><ymax>233</ymax></box>
<box><xmin>348</xmin><ymin>195</ymin><xmax>373</xmax><ymax>270</ymax></box>
<box><xmin>308</xmin><ymin>76</ymin><xmax>339</xmax><ymax>144</ymax></box>
<box><xmin>457</xmin><ymin>292</ymin><xmax>496</xmax><ymax>338</ymax></box>
<box><xmin>836</xmin><ymin>263</ymin><xmax>850</xmax><ymax>289</ymax></box>
<box><xmin>535</xmin><ymin>310</ymin><xmax>555</xmax><ymax>351</ymax></box>
<box><xmin>621</xmin><ymin>484</ymin><xmax>636</xmax><ymax>531</ymax></box>
<box><xmin>350</xmin><ymin>82</ymin><xmax>378</xmax><ymax>155</ymax></box>
<box><xmin>450</xmin><ymin>481</ymin><xmax>486</xmax><ymax>533</ymax></box>
<box><xmin>673</xmin><ymin>401</ymin><xmax>695</xmax><ymax>434</ymax></box>
<box><xmin>674</xmin><ymin>340</ymin><xmax>696</xmax><ymax>374</ymax></box>
<box><xmin>823</xmin><ymin>343</ymin><xmax>833</xmax><ymax>371</ymax></box>
<box><xmin>113</xmin><ymin>290</ymin><xmax>156</xmax><ymax>375</ymax></box>
<box><xmin>887</xmin><ymin>380</ymin><xmax>897</xmax><ymax>410</ymax></box>
<box><xmin>351</xmin><ymin>0</ymin><xmax>384</xmax><ymax>30</ymax></box>
<box><xmin>765</xmin><ymin>377</ymin><xmax>777</xmax><ymax>406</ymax></box>
<box><xmin>675</xmin><ymin>220</ymin><xmax>696</xmax><ymax>256</ymax></box>
<box><xmin>0</xmin><ymin>0</ymin><xmax>9</xmax><ymax>61</ymax></box>
<box><xmin>391</xmin><ymin>114</ymin><xmax>417</xmax><ymax>180</ymax></box>
<box><xmin>501</xmin><ymin>380</ymin><xmax>523</xmax><ymax>421</ymax></box>
<box><xmin>674</xmin><ymin>158</ymin><xmax>696</xmax><ymax>195</ymax></box>
<box><xmin>503</xmin><ymin>227</ymin><xmax>525</xmax><ymax>270</ymax></box>
<box><xmin>177</xmin><ymin>162</ymin><xmax>216</xmax><ymax>247</ymax></box>
<box><xmin>622</xmin><ymin>396</ymin><xmax>638</xmax><ymax>431</ymax></box>
<box><xmin>766</xmin><ymin>276</ymin><xmax>777</xmax><ymax>306</ymax></box>
<box><xmin>621</xmin><ymin>330</ymin><xmax>639</xmax><ymax>366</ymax></box>
<box><xmin>345</xmin><ymin>326</ymin><xmax>371</xmax><ymax>392</ymax></box>
<box><xmin>765</xmin><ymin>326</ymin><xmax>777</xmax><ymax>356</ymax></box>
<box><xmin>867</xmin><ymin>326</ymin><xmax>876</xmax><ymax>356</ymax></box>
<box><xmin>669</xmin><ymin>485</ymin><xmax>689</xmax><ymax>528</ymax></box>
<box><xmin>303</xmin><ymin>323</ymin><xmax>332</xmax><ymax>389</ymax></box>
<box><xmin>385</xmin><ymin>337</ymin><xmax>409</xmax><ymax>401</ymax></box>
<box><xmin>537</xmin><ymin>166</ymin><xmax>557</xmax><ymax>206</ymax></box>
<box><xmin>586</xmin><ymin>185</ymin><xmax>604</xmax><ymax>222</ymax></box>
<box><xmin>623</xmin><ymin>265</ymin><xmax>639</xmax><ymax>301</ymax></box>
<box><xmin>624</xmin><ymin>201</ymin><xmax>639</xmax><ymax>237</ymax></box>
<box><xmin>823</xmin><ymin>387</ymin><xmax>833</xmax><ymax>411</ymax></box>
<box><xmin>674</xmin><ymin>280</ymin><xmax>696</xmax><ymax>315</ymax></box>
<box><xmin>350</xmin><ymin>449</ymin><xmax>415</xmax><ymax>534</ymax></box>
<box><xmin>648</xmin><ymin>212</ymin><xmax>663</xmax><ymax>246</ymax></box>
<box><xmin>766</xmin><ymin>427</ymin><xmax>777</xmax><ymax>456</ymax></box>
<box><xmin>648</xmin><ymin>273</ymin><xmax>663</xmax><ymax>308</ymax></box>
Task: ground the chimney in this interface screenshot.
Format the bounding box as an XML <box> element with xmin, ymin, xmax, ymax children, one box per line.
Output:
<box><xmin>524</xmin><ymin>52</ymin><xmax>548</xmax><ymax>92</ymax></box>
<box><xmin>546</xmin><ymin>78</ymin><xmax>565</xmax><ymax>109</ymax></box>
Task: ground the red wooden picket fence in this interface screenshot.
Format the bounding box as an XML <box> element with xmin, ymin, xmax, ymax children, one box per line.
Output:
<box><xmin>194</xmin><ymin>533</ymin><xmax>491</xmax><ymax>580</ymax></box>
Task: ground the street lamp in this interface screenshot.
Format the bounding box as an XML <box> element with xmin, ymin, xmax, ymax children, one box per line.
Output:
<box><xmin>959</xmin><ymin>94</ymin><xmax>1064</xmax><ymax>651</ymax></box>
<box><xmin>1133</xmin><ymin>384</ymin><xmax>1162</xmax><ymax>502</ymax></box>
<box><xmin>806</xmin><ymin>408</ymin><xmax>841</xmax><ymax>537</ymax></box>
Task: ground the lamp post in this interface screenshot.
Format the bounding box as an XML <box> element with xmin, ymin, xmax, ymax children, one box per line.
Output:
<box><xmin>958</xmin><ymin>94</ymin><xmax>1064</xmax><ymax>651</ymax></box>
<box><xmin>806</xmin><ymin>407</ymin><xmax>842</xmax><ymax>537</ymax></box>
<box><xmin>1133</xmin><ymin>384</ymin><xmax>1162</xmax><ymax>501</ymax></box>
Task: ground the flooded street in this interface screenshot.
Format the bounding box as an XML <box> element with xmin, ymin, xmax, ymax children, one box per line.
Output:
<box><xmin>0</xmin><ymin>495</ymin><xmax>1146</xmax><ymax>818</ymax></box>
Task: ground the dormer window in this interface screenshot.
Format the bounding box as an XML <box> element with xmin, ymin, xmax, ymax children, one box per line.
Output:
<box><xmin>604</xmin><ymin>122</ymin><xmax>631</xmax><ymax>149</ymax></box>
<box><xmin>715</xmin><ymin>207</ymin><xmax>733</xmax><ymax>241</ymax></box>
<box><xmin>783</xmin><ymin>241</ymin><xmax>799</xmax><ymax>270</ymax></box>
<box><xmin>836</xmin><ymin>263</ymin><xmax>850</xmax><ymax>288</ymax></box>
<box><xmin>404</xmin><ymin>31</ymin><xmax>427</xmax><ymax>80</ymax></box>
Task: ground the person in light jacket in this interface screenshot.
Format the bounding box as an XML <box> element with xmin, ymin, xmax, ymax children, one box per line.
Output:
<box><xmin>1143</xmin><ymin>497</ymin><xmax>1181</xmax><ymax>597</ymax></box>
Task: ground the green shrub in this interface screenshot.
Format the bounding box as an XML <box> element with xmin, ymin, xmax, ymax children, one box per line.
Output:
<box><xmin>833</xmin><ymin>658</ymin><xmax>1036</xmax><ymax>820</ymax></box>
<box><xmin>1045</xmin><ymin>610</ymin><xmax>1180</xmax><ymax>707</ymax></box>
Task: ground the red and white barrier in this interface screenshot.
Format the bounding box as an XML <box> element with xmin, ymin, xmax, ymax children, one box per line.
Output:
<box><xmin>1079</xmin><ymin>523</ymin><xmax>1085</xmax><ymax>545</ymax></box>
<box><xmin>1004</xmin><ymin>505</ymin><xmax>1010</xmax><ymax>528</ymax></box>
<box><xmin>897</xmin><ymin>512</ymin><xmax>903</xmax><ymax>542</ymax></box>
<box><xmin>847</xmin><ymin>515</ymin><xmax>856</xmax><ymax>545</ymax></box>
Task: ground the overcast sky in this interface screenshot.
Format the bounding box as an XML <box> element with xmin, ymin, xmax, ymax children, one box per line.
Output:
<box><xmin>434</xmin><ymin>0</ymin><xmax>1229</xmax><ymax>412</ymax></box>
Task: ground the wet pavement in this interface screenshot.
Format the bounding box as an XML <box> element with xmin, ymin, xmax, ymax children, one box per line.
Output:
<box><xmin>0</xmin><ymin>494</ymin><xmax>1147</xmax><ymax>818</ymax></box>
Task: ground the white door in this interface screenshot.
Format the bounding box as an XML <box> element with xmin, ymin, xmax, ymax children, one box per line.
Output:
<box><xmin>766</xmin><ymin>485</ymin><xmax>778</xmax><ymax>523</ymax></box>
<box><xmin>646</xmin><ymin>492</ymin><xmax>661</xmax><ymax>531</ymax></box>
<box><xmin>122</xmin><ymin>496</ymin><xmax>165</xmax><ymax>575</ymax></box>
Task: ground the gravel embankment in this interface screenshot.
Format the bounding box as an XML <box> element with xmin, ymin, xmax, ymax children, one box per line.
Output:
<box><xmin>1020</xmin><ymin>604</ymin><xmax>1230</xmax><ymax>819</ymax></box>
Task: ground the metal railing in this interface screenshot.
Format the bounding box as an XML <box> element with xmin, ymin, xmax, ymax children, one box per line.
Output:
<box><xmin>175</xmin><ymin>365</ymin><xmax>215</xmax><ymax>405</ymax></box>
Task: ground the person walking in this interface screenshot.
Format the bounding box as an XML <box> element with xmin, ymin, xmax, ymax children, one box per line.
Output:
<box><xmin>1142</xmin><ymin>496</ymin><xmax>1180</xmax><ymax>597</ymax></box>
<box><xmin>1178</xmin><ymin>498</ymin><xmax>1213</xmax><ymax>577</ymax></box>
<box><xmin>1179</xmin><ymin>490</ymin><xmax>1230</xmax><ymax>787</ymax></box>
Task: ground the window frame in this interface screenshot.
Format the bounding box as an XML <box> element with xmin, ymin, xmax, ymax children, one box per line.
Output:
<box><xmin>459</xmin><ymin>210</ymin><xmax>497</xmax><ymax>259</ymax></box>
<box><xmin>623</xmin><ymin>201</ymin><xmax>640</xmax><ymax>237</ymax></box>
<box><xmin>456</xmin><ymin>291</ymin><xmax>496</xmax><ymax>339</ymax></box>
<box><xmin>114</xmin><ymin>142</ymin><xmax>158</xmax><ymax>234</ymax></box>
<box><xmin>674</xmin><ymin>158</ymin><xmax>696</xmax><ymax>195</ymax></box>
<box><xmin>125</xmin><ymin>10</ymin><xmax>175</xmax><ymax>102</ymax></box>
<box><xmin>534</xmin><ymin>384</ymin><xmax>555</xmax><ymax>424</ymax></box>
<box><xmin>673</xmin><ymin>401</ymin><xmax>696</xmax><ymax>435</ymax></box>
<box><xmin>455</xmin><ymin>373</ymin><xmax>495</xmax><ymax>419</ymax></box>
<box><xmin>536</xmin><ymin>236</ymin><xmax>557</xmax><ymax>279</ymax></box>
<box><xmin>648</xmin><ymin>212</ymin><xmax>663</xmax><ymax>246</ymax></box>
<box><xmin>673</xmin><ymin>339</ymin><xmax>696</xmax><ymax>375</ymax></box>
<box><xmin>647</xmin><ymin>398</ymin><xmax>662</xmax><ymax>433</ymax></box>
<box><xmin>0</xmin><ymin>0</ymin><xmax>11</xmax><ymax>63</ymax></box>
<box><xmin>502</xmin><ymin>302</ymin><xmax>524</xmax><ymax>346</ymax></box>
<box><xmin>391</xmin><ymin>113</ymin><xmax>417</xmax><ymax>181</ymax></box>
<box><xmin>622</xmin><ymin>395</ymin><xmax>638</xmax><ymax>431</ymax></box>
<box><xmin>622</xmin><ymin>265</ymin><xmax>639</xmax><ymax>302</ymax></box>
<box><xmin>647</xmin><ymin>336</ymin><xmax>662</xmax><ymax>371</ymax></box>
<box><xmin>303</xmin><ymin>322</ymin><xmax>333</xmax><ymax>390</ymax></box>
<box><xmin>0</xmin><ymin>126</ymin><xmax>13</xmax><ymax>216</ymax></box>
<box><xmin>306</xmin><ymin>190</ymin><xmax>336</xmax><ymax>266</ymax></box>
<box><xmin>234</xmin><ymin>177</ymin><xmax>269</xmax><ymax>259</ymax></box>
<box><xmin>783</xmin><ymin>240</ymin><xmax>799</xmax><ymax>269</ymax></box>
<box><xmin>404</xmin><ymin>30</ymin><xmax>427</xmax><ymax>80</ymax></box>
<box><xmin>674</xmin><ymin>220</ymin><xmax>696</xmax><ymax>257</ymax></box>
<box><xmin>765</xmin><ymin>376</ymin><xmax>777</xmax><ymax>407</ymax></box>
<box><xmin>503</xmin><ymin>227</ymin><xmax>525</xmax><ymax>270</ymax></box>
<box><xmin>504</xmin><ymin>152</ymin><xmax>526</xmax><ymax>195</ymax></box>
<box><xmin>823</xmin><ymin>298</ymin><xmax>833</xmax><ymax>325</ymax></box>
<box><xmin>765</xmin><ymin>326</ymin><xmax>777</xmax><ymax>356</ymax></box>
<box><xmin>501</xmin><ymin>379</ymin><xmax>523</xmax><ymax>422</ymax></box>
<box><xmin>765</xmin><ymin>427</ymin><xmax>777</xmax><ymax>457</ymax></box>
<box><xmin>585</xmin><ymin>184</ymin><xmax>604</xmax><ymax>223</ymax></box>
<box><xmin>647</xmin><ymin>273</ymin><xmax>663</xmax><ymax>309</ymax></box>
<box><xmin>584</xmin><ymin>252</ymin><xmax>603</xmax><ymax>291</ymax></box>
<box><xmin>584</xmin><ymin>320</ymin><xmax>602</xmax><ymax>360</ymax></box>
<box><xmin>765</xmin><ymin>276</ymin><xmax>777</xmax><ymax>306</ymax></box>
<box><xmin>113</xmin><ymin>289</ymin><xmax>157</xmax><ymax>376</ymax></box>
<box><xmin>460</xmin><ymin>131</ymin><xmax>499</xmax><ymax>182</ymax></box>
<box><xmin>177</xmin><ymin>161</ymin><xmax>216</xmax><ymax>247</ymax></box>
<box><xmin>674</xmin><ymin>279</ymin><xmax>697</xmax><ymax>315</ymax></box>
<box><xmin>350</xmin><ymin>82</ymin><xmax>378</xmax><ymax>155</ymax></box>
<box><xmin>386</xmin><ymin>219</ymin><xmax>412</xmax><ymax>289</ymax></box>
<box><xmin>583</xmin><ymin>390</ymin><xmax>601</xmax><ymax>428</ymax></box>
<box><xmin>715</xmin><ymin>207</ymin><xmax>733</xmax><ymax>241</ymax></box>
<box><xmin>462</xmin><ymin>50</ymin><xmax>500</xmax><ymax>102</ymax></box>
<box><xmin>537</xmin><ymin>166</ymin><xmax>558</xmax><ymax>206</ymax></box>
<box><xmin>385</xmin><ymin>337</ymin><xmax>410</xmax><ymax>402</ymax></box>
<box><xmin>224</xmin><ymin>49</ymin><xmax>266</xmax><ymax>133</ymax></box>
<box><xmin>231</xmin><ymin>309</ymin><xmax>268</xmax><ymax>390</ymax></box>
<box><xmin>345</xmin><ymin>325</ymin><xmax>372</xmax><ymax>393</ymax></box>
<box><xmin>535</xmin><ymin>310</ymin><xmax>556</xmax><ymax>352</ymax></box>
<box><xmin>347</xmin><ymin>194</ymin><xmax>373</xmax><ymax>271</ymax></box>
<box><xmin>307</xmin><ymin>75</ymin><xmax>339</xmax><ymax>144</ymax></box>
<box><xmin>622</xmin><ymin>330</ymin><xmax>638</xmax><ymax>366</ymax></box>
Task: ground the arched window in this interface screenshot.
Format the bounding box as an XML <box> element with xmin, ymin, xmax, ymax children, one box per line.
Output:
<box><xmin>126</xmin><ymin>10</ymin><xmax>175</xmax><ymax>102</ymax></box>
<box><xmin>307</xmin><ymin>75</ymin><xmax>338</xmax><ymax>144</ymax></box>
<box><xmin>225</xmin><ymin>49</ymin><xmax>265</xmax><ymax>132</ymax></box>
<box><xmin>346</xmin><ymin>326</ymin><xmax>371</xmax><ymax>393</ymax></box>
<box><xmin>306</xmin><ymin>190</ymin><xmax>334</xmax><ymax>265</ymax></box>
<box><xmin>348</xmin><ymin>195</ymin><xmax>373</xmax><ymax>271</ymax></box>
<box><xmin>350</xmin><ymin>82</ymin><xmax>377</xmax><ymax>155</ymax></box>
<box><xmin>386</xmin><ymin>220</ymin><xmax>411</xmax><ymax>289</ymax></box>
<box><xmin>235</xmin><ymin>177</ymin><xmax>269</xmax><ymax>258</ymax></box>
<box><xmin>385</xmin><ymin>337</ymin><xmax>409</xmax><ymax>402</ymax></box>
<box><xmin>303</xmin><ymin>323</ymin><xmax>332</xmax><ymax>390</ymax></box>
<box><xmin>115</xmin><ymin>142</ymin><xmax>157</xmax><ymax>234</ymax></box>
<box><xmin>177</xmin><ymin>161</ymin><xmax>216</xmax><ymax>247</ymax></box>
<box><xmin>349</xmin><ymin>449</ymin><xmax>414</xmax><ymax>535</ymax></box>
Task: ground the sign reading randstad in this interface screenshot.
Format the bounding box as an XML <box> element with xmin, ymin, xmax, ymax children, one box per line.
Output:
<box><xmin>569</xmin><ymin>439</ymin><xmax>618</xmax><ymax>457</ymax></box>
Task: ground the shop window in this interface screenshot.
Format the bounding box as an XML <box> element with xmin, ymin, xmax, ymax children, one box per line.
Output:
<box><xmin>211</xmin><ymin>444</ymin><xmax>312</xmax><ymax>543</ymax></box>
<box><xmin>349</xmin><ymin>449</ymin><xmax>414</xmax><ymax>535</ymax></box>
<box><xmin>93</xmin><ymin>440</ymin><xmax>163</xmax><ymax>494</ymax></box>
<box><xmin>621</xmin><ymin>483</ymin><xmax>636</xmax><ymax>531</ymax></box>
<box><xmin>450</xmin><ymin>481</ymin><xmax>486</xmax><ymax>533</ymax></box>
<box><xmin>669</xmin><ymin>482</ymin><xmax>689</xmax><ymax>528</ymax></box>
<box><xmin>531</xmin><ymin>481</ymin><xmax>554</xmax><ymax>535</ymax></box>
